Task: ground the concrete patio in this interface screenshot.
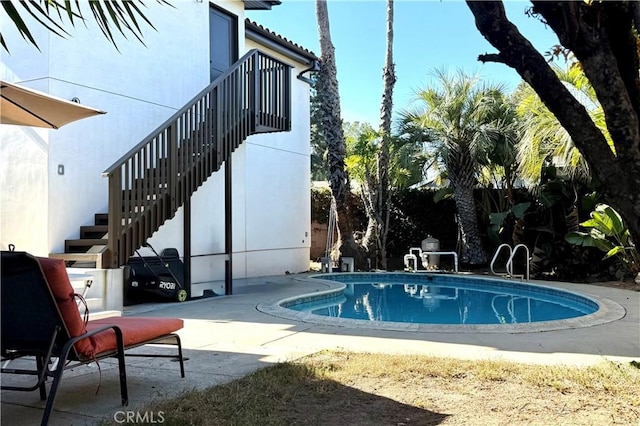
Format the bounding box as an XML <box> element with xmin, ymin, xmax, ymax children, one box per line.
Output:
<box><xmin>2</xmin><ymin>273</ymin><xmax>638</xmax><ymax>425</ymax></box>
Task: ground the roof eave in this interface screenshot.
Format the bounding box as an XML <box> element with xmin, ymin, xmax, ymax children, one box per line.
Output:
<box><xmin>243</xmin><ymin>0</ymin><xmax>281</xmax><ymax>11</ymax></box>
<box><xmin>245</xmin><ymin>19</ymin><xmax>317</xmax><ymax>65</ymax></box>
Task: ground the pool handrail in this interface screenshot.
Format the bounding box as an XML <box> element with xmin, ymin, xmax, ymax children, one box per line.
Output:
<box><xmin>507</xmin><ymin>244</ymin><xmax>530</xmax><ymax>281</ymax></box>
<box><xmin>490</xmin><ymin>244</ymin><xmax>512</xmax><ymax>277</ymax></box>
<box><xmin>490</xmin><ymin>243</ymin><xmax>530</xmax><ymax>281</ymax></box>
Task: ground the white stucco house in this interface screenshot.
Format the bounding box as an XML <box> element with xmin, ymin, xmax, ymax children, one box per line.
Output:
<box><xmin>0</xmin><ymin>0</ymin><xmax>317</xmax><ymax>312</ymax></box>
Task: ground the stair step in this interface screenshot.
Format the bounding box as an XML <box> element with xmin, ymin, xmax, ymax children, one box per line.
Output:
<box><xmin>65</xmin><ymin>239</ymin><xmax>107</xmax><ymax>253</ymax></box>
<box><xmin>95</xmin><ymin>213</ymin><xmax>108</xmax><ymax>226</ymax></box>
<box><xmin>49</xmin><ymin>252</ymin><xmax>105</xmax><ymax>269</ymax></box>
<box><xmin>80</xmin><ymin>225</ymin><xmax>108</xmax><ymax>239</ymax></box>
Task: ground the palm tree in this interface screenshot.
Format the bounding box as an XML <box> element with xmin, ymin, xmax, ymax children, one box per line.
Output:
<box><xmin>315</xmin><ymin>0</ymin><xmax>360</xmax><ymax>262</ymax></box>
<box><xmin>514</xmin><ymin>63</ymin><xmax>612</xmax><ymax>187</ymax></box>
<box><xmin>345</xmin><ymin>123</ymin><xmax>380</xmax><ymax>247</ymax></box>
<box><xmin>373</xmin><ymin>0</ymin><xmax>396</xmax><ymax>270</ymax></box>
<box><xmin>401</xmin><ymin>69</ymin><xmax>512</xmax><ymax>265</ymax></box>
<box><xmin>1</xmin><ymin>0</ymin><xmax>168</xmax><ymax>53</ymax></box>
<box><xmin>344</xmin><ymin>123</ymin><xmax>424</xmax><ymax>189</ymax></box>
<box><xmin>357</xmin><ymin>0</ymin><xmax>396</xmax><ymax>269</ymax></box>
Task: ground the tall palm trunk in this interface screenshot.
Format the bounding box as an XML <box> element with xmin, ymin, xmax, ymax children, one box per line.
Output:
<box><xmin>376</xmin><ymin>0</ymin><xmax>395</xmax><ymax>270</ymax></box>
<box><xmin>449</xmin><ymin>149</ymin><xmax>488</xmax><ymax>265</ymax></box>
<box><xmin>452</xmin><ymin>184</ymin><xmax>487</xmax><ymax>265</ymax></box>
<box><xmin>362</xmin><ymin>0</ymin><xmax>396</xmax><ymax>270</ymax></box>
<box><xmin>315</xmin><ymin>0</ymin><xmax>360</xmax><ymax>261</ymax></box>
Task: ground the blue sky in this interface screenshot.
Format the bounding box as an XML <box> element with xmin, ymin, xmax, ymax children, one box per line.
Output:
<box><xmin>247</xmin><ymin>1</ymin><xmax>560</xmax><ymax>126</ymax></box>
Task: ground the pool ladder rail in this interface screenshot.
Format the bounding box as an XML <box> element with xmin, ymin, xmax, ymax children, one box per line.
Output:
<box><xmin>490</xmin><ymin>243</ymin><xmax>530</xmax><ymax>281</ymax></box>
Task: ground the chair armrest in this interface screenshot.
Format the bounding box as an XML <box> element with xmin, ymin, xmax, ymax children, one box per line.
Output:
<box><xmin>62</xmin><ymin>324</ymin><xmax>125</xmax><ymax>361</ymax></box>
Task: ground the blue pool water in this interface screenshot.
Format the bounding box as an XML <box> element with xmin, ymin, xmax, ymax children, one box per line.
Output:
<box><xmin>286</xmin><ymin>273</ymin><xmax>599</xmax><ymax>325</ymax></box>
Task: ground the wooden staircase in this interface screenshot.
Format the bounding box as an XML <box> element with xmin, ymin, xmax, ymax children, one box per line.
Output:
<box><xmin>50</xmin><ymin>49</ymin><xmax>292</xmax><ymax>269</ymax></box>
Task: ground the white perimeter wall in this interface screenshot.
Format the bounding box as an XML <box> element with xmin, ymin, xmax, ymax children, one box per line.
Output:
<box><xmin>0</xmin><ymin>1</ymin><xmax>311</xmax><ymax>286</ymax></box>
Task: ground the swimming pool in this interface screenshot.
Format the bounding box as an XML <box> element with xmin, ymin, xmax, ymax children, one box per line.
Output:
<box><xmin>259</xmin><ymin>273</ymin><xmax>626</xmax><ymax>333</ymax></box>
<box><xmin>289</xmin><ymin>273</ymin><xmax>597</xmax><ymax>324</ymax></box>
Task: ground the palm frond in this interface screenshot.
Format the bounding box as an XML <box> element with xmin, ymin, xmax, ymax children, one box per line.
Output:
<box><xmin>1</xmin><ymin>1</ymin><xmax>69</xmax><ymax>51</ymax></box>
<box><xmin>514</xmin><ymin>64</ymin><xmax>608</xmax><ymax>186</ymax></box>
<box><xmin>1</xmin><ymin>0</ymin><xmax>171</xmax><ymax>53</ymax></box>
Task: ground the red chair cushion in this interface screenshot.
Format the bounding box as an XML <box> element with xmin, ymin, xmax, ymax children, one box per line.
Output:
<box><xmin>37</xmin><ymin>257</ymin><xmax>95</xmax><ymax>358</ymax></box>
<box><xmin>87</xmin><ymin>317</ymin><xmax>183</xmax><ymax>355</ymax></box>
<box><xmin>36</xmin><ymin>257</ymin><xmax>182</xmax><ymax>359</ymax></box>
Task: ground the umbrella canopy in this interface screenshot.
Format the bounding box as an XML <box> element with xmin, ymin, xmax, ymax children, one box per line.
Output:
<box><xmin>0</xmin><ymin>80</ymin><xmax>105</xmax><ymax>129</ymax></box>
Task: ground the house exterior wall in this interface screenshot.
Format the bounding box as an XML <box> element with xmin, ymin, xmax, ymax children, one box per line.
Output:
<box><xmin>1</xmin><ymin>18</ymin><xmax>52</xmax><ymax>256</ymax></box>
<box><xmin>0</xmin><ymin>126</ymin><xmax>49</xmax><ymax>255</ymax></box>
<box><xmin>0</xmin><ymin>1</ymin><xmax>311</xmax><ymax>293</ymax></box>
<box><xmin>243</xmin><ymin>37</ymin><xmax>311</xmax><ymax>278</ymax></box>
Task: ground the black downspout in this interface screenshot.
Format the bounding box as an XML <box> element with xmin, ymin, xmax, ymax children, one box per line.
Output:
<box><xmin>183</xmin><ymin>198</ymin><xmax>191</xmax><ymax>299</ymax></box>
<box><xmin>225</xmin><ymin>154</ymin><xmax>233</xmax><ymax>295</ymax></box>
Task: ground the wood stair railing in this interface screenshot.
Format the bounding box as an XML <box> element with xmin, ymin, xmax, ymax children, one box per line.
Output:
<box><xmin>52</xmin><ymin>50</ymin><xmax>291</xmax><ymax>269</ymax></box>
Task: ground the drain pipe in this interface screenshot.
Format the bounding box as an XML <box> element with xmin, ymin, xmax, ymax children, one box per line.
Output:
<box><xmin>296</xmin><ymin>59</ymin><xmax>320</xmax><ymax>84</ymax></box>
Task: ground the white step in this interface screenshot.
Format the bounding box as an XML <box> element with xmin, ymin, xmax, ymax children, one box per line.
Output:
<box><xmin>67</xmin><ymin>270</ymin><xmax>123</xmax><ymax>319</ymax></box>
<box><xmin>68</xmin><ymin>273</ymin><xmax>94</xmax><ymax>296</ymax></box>
<box><xmin>64</xmin><ymin>266</ymin><xmax>124</xmax><ymax>317</ymax></box>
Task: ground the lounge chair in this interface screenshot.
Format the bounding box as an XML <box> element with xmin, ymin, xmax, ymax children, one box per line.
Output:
<box><xmin>1</xmin><ymin>251</ymin><xmax>185</xmax><ymax>426</ymax></box>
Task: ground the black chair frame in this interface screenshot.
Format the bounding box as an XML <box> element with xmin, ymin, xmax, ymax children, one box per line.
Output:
<box><xmin>1</xmin><ymin>251</ymin><xmax>185</xmax><ymax>426</ymax></box>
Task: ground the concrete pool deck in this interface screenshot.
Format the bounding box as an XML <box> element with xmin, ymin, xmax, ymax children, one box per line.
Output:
<box><xmin>2</xmin><ymin>272</ymin><xmax>639</xmax><ymax>425</ymax></box>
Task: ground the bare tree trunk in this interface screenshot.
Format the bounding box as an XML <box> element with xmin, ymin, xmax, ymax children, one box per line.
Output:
<box><xmin>315</xmin><ymin>0</ymin><xmax>362</xmax><ymax>264</ymax></box>
<box><xmin>376</xmin><ymin>0</ymin><xmax>396</xmax><ymax>270</ymax></box>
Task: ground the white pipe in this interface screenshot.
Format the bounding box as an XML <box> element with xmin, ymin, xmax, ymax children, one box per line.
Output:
<box><xmin>403</xmin><ymin>254</ymin><xmax>418</xmax><ymax>271</ymax></box>
<box><xmin>420</xmin><ymin>251</ymin><xmax>458</xmax><ymax>272</ymax></box>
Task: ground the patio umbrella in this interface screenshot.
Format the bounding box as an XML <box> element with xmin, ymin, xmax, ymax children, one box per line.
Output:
<box><xmin>0</xmin><ymin>80</ymin><xmax>105</xmax><ymax>129</ymax></box>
